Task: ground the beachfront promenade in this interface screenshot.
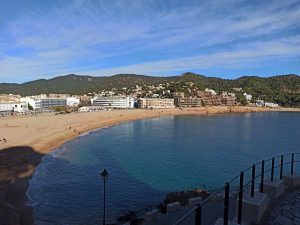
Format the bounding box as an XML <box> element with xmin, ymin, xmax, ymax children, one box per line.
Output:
<box><xmin>137</xmin><ymin>153</ymin><xmax>300</xmax><ymax>225</ymax></box>
<box><xmin>262</xmin><ymin>186</ymin><xmax>300</xmax><ymax>224</ymax></box>
<box><xmin>142</xmin><ymin>187</ymin><xmax>300</xmax><ymax>225</ymax></box>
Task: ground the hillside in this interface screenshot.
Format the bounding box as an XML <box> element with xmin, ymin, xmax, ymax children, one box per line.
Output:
<box><xmin>0</xmin><ymin>73</ymin><xmax>300</xmax><ymax>106</ymax></box>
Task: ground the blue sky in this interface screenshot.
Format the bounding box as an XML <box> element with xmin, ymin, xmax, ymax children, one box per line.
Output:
<box><xmin>0</xmin><ymin>0</ymin><xmax>300</xmax><ymax>83</ymax></box>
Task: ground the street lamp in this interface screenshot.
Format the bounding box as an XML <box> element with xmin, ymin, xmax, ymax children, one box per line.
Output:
<box><xmin>100</xmin><ymin>169</ymin><xmax>109</xmax><ymax>225</ymax></box>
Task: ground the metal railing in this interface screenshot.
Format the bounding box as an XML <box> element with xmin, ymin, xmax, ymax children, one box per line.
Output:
<box><xmin>173</xmin><ymin>152</ymin><xmax>300</xmax><ymax>225</ymax></box>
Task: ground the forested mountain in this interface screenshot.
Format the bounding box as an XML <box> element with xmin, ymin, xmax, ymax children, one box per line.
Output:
<box><xmin>1</xmin><ymin>73</ymin><xmax>300</xmax><ymax>106</ymax></box>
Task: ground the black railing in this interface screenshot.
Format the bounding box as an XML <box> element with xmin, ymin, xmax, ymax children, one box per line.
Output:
<box><xmin>173</xmin><ymin>152</ymin><xmax>300</xmax><ymax>225</ymax></box>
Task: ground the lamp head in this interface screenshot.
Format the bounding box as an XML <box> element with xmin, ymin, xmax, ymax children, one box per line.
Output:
<box><xmin>101</xmin><ymin>169</ymin><xmax>109</xmax><ymax>181</ymax></box>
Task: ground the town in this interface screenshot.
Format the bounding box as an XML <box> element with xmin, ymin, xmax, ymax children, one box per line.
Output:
<box><xmin>0</xmin><ymin>83</ymin><xmax>279</xmax><ymax>116</ymax></box>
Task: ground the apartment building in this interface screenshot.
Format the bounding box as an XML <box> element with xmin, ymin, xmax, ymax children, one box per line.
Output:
<box><xmin>91</xmin><ymin>96</ymin><xmax>134</xmax><ymax>108</ymax></box>
<box><xmin>137</xmin><ymin>98</ymin><xmax>175</xmax><ymax>109</ymax></box>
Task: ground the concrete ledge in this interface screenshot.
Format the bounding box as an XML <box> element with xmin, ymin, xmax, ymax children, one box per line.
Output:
<box><xmin>237</xmin><ymin>191</ymin><xmax>269</xmax><ymax>224</ymax></box>
<box><xmin>283</xmin><ymin>174</ymin><xmax>300</xmax><ymax>188</ymax></box>
<box><xmin>188</xmin><ymin>197</ymin><xmax>202</xmax><ymax>205</ymax></box>
<box><xmin>214</xmin><ymin>218</ymin><xmax>239</xmax><ymax>225</ymax></box>
<box><xmin>263</xmin><ymin>179</ymin><xmax>285</xmax><ymax>199</ymax></box>
<box><xmin>211</xmin><ymin>191</ymin><xmax>236</xmax><ymax>201</ymax></box>
<box><xmin>166</xmin><ymin>201</ymin><xmax>181</xmax><ymax>212</ymax></box>
<box><xmin>144</xmin><ymin>208</ymin><xmax>160</xmax><ymax>221</ymax></box>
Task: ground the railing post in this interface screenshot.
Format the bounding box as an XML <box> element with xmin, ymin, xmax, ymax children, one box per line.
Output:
<box><xmin>260</xmin><ymin>160</ymin><xmax>264</xmax><ymax>193</ymax></box>
<box><xmin>251</xmin><ymin>164</ymin><xmax>255</xmax><ymax>197</ymax></box>
<box><xmin>291</xmin><ymin>153</ymin><xmax>294</xmax><ymax>175</ymax></box>
<box><xmin>280</xmin><ymin>155</ymin><xmax>283</xmax><ymax>179</ymax></box>
<box><xmin>195</xmin><ymin>204</ymin><xmax>202</xmax><ymax>225</ymax></box>
<box><xmin>224</xmin><ymin>183</ymin><xmax>229</xmax><ymax>225</ymax></box>
<box><xmin>271</xmin><ymin>157</ymin><xmax>274</xmax><ymax>182</ymax></box>
<box><xmin>238</xmin><ymin>172</ymin><xmax>244</xmax><ymax>224</ymax></box>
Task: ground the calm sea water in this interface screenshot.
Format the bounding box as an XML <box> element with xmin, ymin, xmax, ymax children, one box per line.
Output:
<box><xmin>27</xmin><ymin>112</ymin><xmax>300</xmax><ymax>225</ymax></box>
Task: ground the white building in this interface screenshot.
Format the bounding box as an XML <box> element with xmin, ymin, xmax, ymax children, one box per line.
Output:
<box><xmin>255</xmin><ymin>100</ymin><xmax>264</xmax><ymax>107</ymax></box>
<box><xmin>21</xmin><ymin>97</ymin><xmax>67</xmax><ymax>109</ymax></box>
<box><xmin>40</xmin><ymin>98</ymin><xmax>67</xmax><ymax>109</ymax></box>
<box><xmin>67</xmin><ymin>97</ymin><xmax>80</xmax><ymax>106</ymax></box>
<box><xmin>243</xmin><ymin>93</ymin><xmax>252</xmax><ymax>102</ymax></box>
<box><xmin>78</xmin><ymin>106</ymin><xmax>90</xmax><ymax>112</ymax></box>
<box><xmin>91</xmin><ymin>96</ymin><xmax>134</xmax><ymax>108</ymax></box>
<box><xmin>205</xmin><ymin>88</ymin><xmax>217</xmax><ymax>95</ymax></box>
<box><xmin>0</xmin><ymin>102</ymin><xmax>13</xmax><ymax>116</ymax></box>
<box><xmin>11</xmin><ymin>102</ymin><xmax>28</xmax><ymax>113</ymax></box>
<box><xmin>21</xmin><ymin>97</ymin><xmax>41</xmax><ymax>110</ymax></box>
<box><xmin>222</xmin><ymin>92</ymin><xmax>236</xmax><ymax>97</ymax></box>
<box><xmin>0</xmin><ymin>102</ymin><xmax>13</xmax><ymax>111</ymax></box>
<box><xmin>0</xmin><ymin>101</ymin><xmax>28</xmax><ymax>115</ymax></box>
<box><xmin>265</xmin><ymin>102</ymin><xmax>279</xmax><ymax>108</ymax></box>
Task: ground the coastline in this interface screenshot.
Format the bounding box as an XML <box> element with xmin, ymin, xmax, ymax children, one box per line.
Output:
<box><xmin>2</xmin><ymin>106</ymin><xmax>298</xmax><ymax>155</ymax></box>
<box><xmin>1</xmin><ymin>106</ymin><xmax>299</xmax><ymax>225</ymax></box>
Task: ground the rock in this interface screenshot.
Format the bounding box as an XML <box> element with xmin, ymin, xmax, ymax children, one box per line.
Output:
<box><xmin>274</xmin><ymin>216</ymin><xmax>293</xmax><ymax>225</ymax></box>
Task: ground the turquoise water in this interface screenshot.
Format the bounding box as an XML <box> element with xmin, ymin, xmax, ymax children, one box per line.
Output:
<box><xmin>27</xmin><ymin>112</ymin><xmax>300</xmax><ymax>224</ymax></box>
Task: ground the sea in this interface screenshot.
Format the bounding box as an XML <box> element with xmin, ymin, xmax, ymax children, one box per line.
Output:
<box><xmin>26</xmin><ymin>112</ymin><xmax>300</xmax><ymax>225</ymax></box>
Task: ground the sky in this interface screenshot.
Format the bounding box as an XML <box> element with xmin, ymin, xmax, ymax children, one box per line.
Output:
<box><xmin>0</xmin><ymin>0</ymin><xmax>300</xmax><ymax>83</ymax></box>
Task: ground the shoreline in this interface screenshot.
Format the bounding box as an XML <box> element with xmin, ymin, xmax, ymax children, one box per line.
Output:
<box><xmin>2</xmin><ymin>106</ymin><xmax>299</xmax><ymax>155</ymax></box>
<box><xmin>1</xmin><ymin>106</ymin><xmax>300</xmax><ymax>225</ymax></box>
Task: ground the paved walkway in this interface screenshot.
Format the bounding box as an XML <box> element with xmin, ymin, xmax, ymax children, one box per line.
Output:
<box><xmin>261</xmin><ymin>187</ymin><xmax>300</xmax><ymax>225</ymax></box>
<box><xmin>142</xmin><ymin>187</ymin><xmax>300</xmax><ymax>225</ymax></box>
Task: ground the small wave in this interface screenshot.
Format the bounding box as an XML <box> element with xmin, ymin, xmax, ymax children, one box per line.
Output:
<box><xmin>78</xmin><ymin>131</ymin><xmax>90</xmax><ymax>137</ymax></box>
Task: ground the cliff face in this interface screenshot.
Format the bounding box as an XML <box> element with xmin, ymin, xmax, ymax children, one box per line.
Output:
<box><xmin>0</xmin><ymin>147</ymin><xmax>43</xmax><ymax>225</ymax></box>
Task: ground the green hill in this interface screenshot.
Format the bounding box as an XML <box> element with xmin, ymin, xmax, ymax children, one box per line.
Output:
<box><xmin>0</xmin><ymin>73</ymin><xmax>299</xmax><ymax>106</ymax></box>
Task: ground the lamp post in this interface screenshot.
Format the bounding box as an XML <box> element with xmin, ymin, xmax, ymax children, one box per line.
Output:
<box><xmin>100</xmin><ymin>169</ymin><xmax>109</xmax><ymax>225</ymax></box>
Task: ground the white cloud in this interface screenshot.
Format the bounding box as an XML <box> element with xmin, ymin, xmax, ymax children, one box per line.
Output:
<box><xmin>0</xmin><ymin>0</ymin><xmax>299</xmax><ymax>82</ymax></box>
<box><xmin>75</xmin><ymin>37</ymin><xmax>300</xmax><ymax>76</ymax></box>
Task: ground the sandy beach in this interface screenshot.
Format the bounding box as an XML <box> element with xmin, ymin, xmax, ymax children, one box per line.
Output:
<box><xmin>2</xmin><ymin>106</ymin><xmax>298</xmax><ymax>154</ymax></box>
<box><xmin>1</xmin><ymin>106</ymin><xmax>300</xmax><ymax>225</ymax></box>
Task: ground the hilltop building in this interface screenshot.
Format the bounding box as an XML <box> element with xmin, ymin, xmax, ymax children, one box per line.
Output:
<box><xmin>243</xmin><ymin>93</ymin><xmax>252</xmax><ymax>102</ymax></box>
<box><xmin>49</xmin><ymin>94</ymin><xmax>70</xmax><ymax>98</ymax></box>
<box><xmin>0</xmin><ymin>94</ymin><xmax>21</xmax><ymax>102</ymax></box>
<box><xmin>91</xmin><ymin>96</ymin><xmax>134</xmax><ymax>108</ymax></box>
<box><xmin>174</xmin><ymin>92</ymin><xmax>185</xmax><ymax>98</ymax></box>
<box><xmin>205</xmin><ymin>88</ymin><xmax>217</xmax><ymax>95</ymax></box>
<box><xmin>137</xmin><ymin>98</ymin><xmax>175</xmax><ymax>109</ymax></box>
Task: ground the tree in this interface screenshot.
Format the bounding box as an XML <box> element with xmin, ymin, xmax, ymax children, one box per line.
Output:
<box><xmin>236</xmin><ymin>93</ymin><xmax>248</xmax><ymax>106</ymax></box>
<box><xmin>28</xmin><ymin>103</ymin><xmax>34</xmax><ymax>110</ymax></box>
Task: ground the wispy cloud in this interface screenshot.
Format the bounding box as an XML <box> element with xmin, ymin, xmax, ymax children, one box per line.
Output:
<box><xmin>0</xmin><ymin>0</ymin><xmax>299</xmax><ymax>82</ymax></box>
<box><xmin>76</xmin><ymin>36</ymin><xmax>300</xmax><ymax>75</ymax></box>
